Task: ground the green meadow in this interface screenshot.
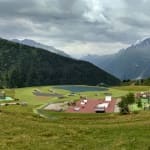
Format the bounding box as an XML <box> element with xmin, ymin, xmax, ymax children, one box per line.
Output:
<box><xmin>0</xmin><ymin>105</ymin><xmax>149</xmax><ymax>150</ymax></box>
<box><xmin>0</xmin><ymin>85</ymin><xmax>150</xmax><ymax>150</ymax></box>
<box><xmin>3</xmin><ymin>85</ymin><xmax>129</xmax><ymax>105</ymax></box>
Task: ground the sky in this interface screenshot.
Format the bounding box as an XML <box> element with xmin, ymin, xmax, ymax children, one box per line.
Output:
<box><xmin>0</xmin><ymin>0</ymin><xmax>150</xmax><ymax>57</ymax></box>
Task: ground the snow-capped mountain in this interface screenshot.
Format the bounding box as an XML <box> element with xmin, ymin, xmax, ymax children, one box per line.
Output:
<box><xmin>12</xmin><ymin>39</ymin><xmax>70</xmax><ymax>58</ymax></box>
<box><xmin>82</xmin><ymin>37</ymin><xmax>150</xmax><ymax>80</ymax></box>
<box><xmin>132</xmin><ymin>37</ymin><xmax>150</xmax><ymax>46</ymax></box>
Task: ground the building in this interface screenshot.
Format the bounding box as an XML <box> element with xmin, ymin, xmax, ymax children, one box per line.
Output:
<box><xmin>0</xmin><ymin>91</ymin><xmax>6</xmax><ymax>99</ymax></box>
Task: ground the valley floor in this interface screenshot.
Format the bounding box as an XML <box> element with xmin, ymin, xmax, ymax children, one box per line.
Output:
<box><xmin>0</xmin><ymin>85</ymin><xmax>150</xmax><ymax>150</ymax></box>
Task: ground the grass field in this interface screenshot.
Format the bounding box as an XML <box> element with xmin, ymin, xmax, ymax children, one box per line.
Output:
<box><xmin>114</xmin><ymin>85</ymin><xmax>150</xmax><ymax>91</ymax></box>
<box><xmin>1</xmin><ymin>85</ymin><xmax>149</xmax><ymax>112</ymax></box>
<box><xmin>0</xmin><ymin>105</ymin><xmax>149</xmax><ymax>150</ymax></box>
<box><xmin>0</xmin><ymin>85</ymin><xmax>150</xmax><ymax>150</ymax></box>
<box><xmin>1</xmin><ymin>85</ymin><xmax>129</xmax><ymax>105</ymax></box>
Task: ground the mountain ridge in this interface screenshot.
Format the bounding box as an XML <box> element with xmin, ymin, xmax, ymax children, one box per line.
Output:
<box><xmin>0</xmin><ymin>38</ymin><xmax>120</xmax><ymax>88</ymax></box>
<box><xmin>12</xmin><ymin>39</ymin><xmax>70</xmax><ymax>58</ymax></box>
<box><xmin>82</xmin><ymin>37</ymin><xmax>150</xmax><ymax>80</ymax></box>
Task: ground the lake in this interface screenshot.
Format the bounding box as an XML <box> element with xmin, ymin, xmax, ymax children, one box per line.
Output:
<box><xmin>54</xmin><ymin>85</ymin><xmax>107</xmax><ymax>93</ymax></box>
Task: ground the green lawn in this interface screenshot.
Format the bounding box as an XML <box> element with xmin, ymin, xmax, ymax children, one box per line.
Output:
<box><xmin>1</xmin><ymin>85</ymin><xmax>148</xmax><ymax>106</ymax></box>
<box><xmin>0</xmin><ymin>85</ymin><xmax>150</xmax><ymax>149</ymax></box>
<box><xmin>5</xmin><ymin>85</ymin><xmax>129</xmax><ymax>106</ymax></box>
<box><xmin>114</xmin><ymin>85</ymin><xmax>150</xmax><ymax>91</ymax></box>
<box><xmin>1</xmin><ymin>85</ymin><xmax>149</xmax><ymax>110</ymax></box>
<box><xmin>0</xmin><ymin>105</ymin><xmax>149</xmax><ymax>150</ymax></box>
<box><xmin>129</xmin><ymin>104</ymin><xmax>141</xmax><ymax>111</ymax></box>
<box><xmin>13</xmin><ymin>86</ymin><xmax>70</xmax><ymax>105</ymax></box>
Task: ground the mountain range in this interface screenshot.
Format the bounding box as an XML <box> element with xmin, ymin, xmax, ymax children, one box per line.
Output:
<box><xmin>0</xmin><ymin>38</ymin><xmax>120</xmax><ymax>88</ymax></box>
<box><xmin>12</xmin><ymin>39</ymin><xmax>70</xmax><ymax>58</ymax></box>
<box><xmin>82</xmin><ymin>38</ymin><xmax>150</xmax><ymax>80</ymax></box>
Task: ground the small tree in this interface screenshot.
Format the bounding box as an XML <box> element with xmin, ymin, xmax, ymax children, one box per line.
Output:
<box><xmin>126</xmin><ymin>93</ymin><xmax>135</xmax><ymax>104</ymax></box>
<box><xmin>137</xmin><ymin>99</ymin><xmax>142</xmax><ymax>108</ymax></box>
<box><xmin>118</xmin><ymin>96</ymin><xmax>130</xmax><ymax>114</ymax></box>
<box><xmin>118</xmin><ymin>93</ymin><xmax>135</xmax><ymax>114</ymax></box>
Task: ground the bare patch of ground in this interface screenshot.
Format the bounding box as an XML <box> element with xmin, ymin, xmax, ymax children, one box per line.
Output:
<box><xmin>44</xmin><ymin>102</ymin><xmax>68</xmax><ymax>112</ymax></box>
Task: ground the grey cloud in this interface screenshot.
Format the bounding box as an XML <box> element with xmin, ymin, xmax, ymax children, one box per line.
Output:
<box><xmin>120</xmin><ymin>17</ymin><xmax>150</xmax><ymax>29</ymax></box>
<box><xmin>0</xmin><ymin>0</ymin><xmax>150</xmax><ymax>55</ymax></box>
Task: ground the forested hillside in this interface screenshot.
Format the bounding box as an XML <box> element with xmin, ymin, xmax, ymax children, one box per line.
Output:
<box><xmin>0</xmin><ymin>38</ymin><xmax>120</xmax><ymax>88</ymax></box>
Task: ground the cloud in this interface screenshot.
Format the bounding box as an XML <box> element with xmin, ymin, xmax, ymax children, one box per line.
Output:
<box><xmin>0</xmin><ymin>0</ymin><xmax>150</xmax><ymax>56</ymax></box>
<box><xmin>62</xmin><ymin>41</ymin><xmax>128</xmax><ymax>57</ymax></box>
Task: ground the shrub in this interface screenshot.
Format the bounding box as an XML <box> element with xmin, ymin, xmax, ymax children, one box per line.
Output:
<box><xmin>118</xmin><ymin>93</ymin><xmax>135</xmax><ymax>114</ymax></box>
<box><xmin>137</xmin><ymin>99</ymin><xmax>142</xmax><ymax>108</ymax></box>
<box><xmin>118</xmin><ymin>96</ymin><xmax>130</xmax><ymax>114</ymax></box>
<box><xmin>126</xmin><ymin>93</ymin><xmax>135</xmax><ymax>104</ymax></box>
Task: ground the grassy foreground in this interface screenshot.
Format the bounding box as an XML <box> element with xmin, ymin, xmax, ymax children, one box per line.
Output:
<box><xmin>0</xmin><ymin>85</ymin><xmax>150</xmax><ymax>150</ymax></box>
<box><xmin>0</xmin><ymin>105</ymin><xmax>150</xmax><ymax>150</ymax></box>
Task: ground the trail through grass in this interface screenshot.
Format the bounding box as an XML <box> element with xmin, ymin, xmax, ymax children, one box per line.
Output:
<box><xmin>0</xmin><ymin>105</ymin><xmax>149</xmax><ymax>150</ymax></box>
<box><xmin>0</xmin><ymin>85</ymin><xmax>150</xmax><ymax>149</ymax></box>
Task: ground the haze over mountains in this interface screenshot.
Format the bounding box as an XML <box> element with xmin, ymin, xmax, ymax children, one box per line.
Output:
<box><xmin>12</xmin><ymin>39</ymin><xmax>70</xmax><ymax>58</ymax></box>
<box><xmin>11</xmin><ymin>37</ymin><xmax>150</xmax><ymax>81</ymax></box>
<box><xmin>82</xmin><ymin>37</ymin><xmax>150</xmax><ymax>80</ymax></box>
<box><xmin>0</xmin><ymin>38</ymin><xmax>120</xmax><ymax>88</ymax></box>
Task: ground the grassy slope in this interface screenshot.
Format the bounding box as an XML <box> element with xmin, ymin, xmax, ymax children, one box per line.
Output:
<box><xmin>114</xmin><ymin>85</ymin><xmax>150</xmax><ymax>91</ymax></box>
<box><xmin>0</xmin><ymin>106</ymin><xmax>149</xmax><ymax>150</ymax></box>
<box><xmin>9</xmin><ymin>85</ymin><xmax>128</xmax><ymax>106</ymax></box>
<box><xmin>1</xmin><ymin>85</ymin><xmax>150</xmax><ymax>149</ymax></box>
<box><xmin>14</xmin><ymin>86</ymin><xmax>70</xmax><ymax>105</ymax></box>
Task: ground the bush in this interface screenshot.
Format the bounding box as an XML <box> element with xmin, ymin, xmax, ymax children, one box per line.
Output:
<box><xmin>126</xmin><ymin>93</ymin><xmax>135</xmax><ymax>104</ymax></box>
<box><xmin>137</xmin><ymin>99</ymin><xmax>142</xmax><ymax>108</ymax></box>
<box><xmin>118</xmin><ymin>96</ymin><xmax>130</xmax><ymax>114</ymax></box>
<box><xmin>118</xmin><ymin>93</ymin><xmax>135</xmax><ymax>114</ymax></box>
